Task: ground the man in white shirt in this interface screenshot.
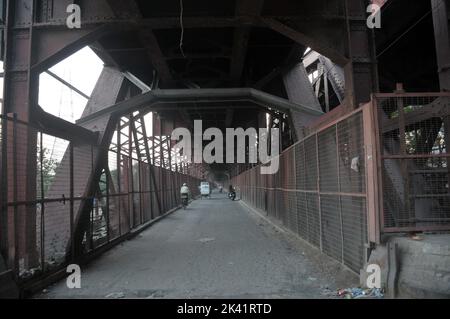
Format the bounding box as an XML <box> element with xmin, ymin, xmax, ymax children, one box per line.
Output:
<box><xmin>180</xmin><ymin>183</ymin><xmax>190</xmax><ymax>199</ymax></box>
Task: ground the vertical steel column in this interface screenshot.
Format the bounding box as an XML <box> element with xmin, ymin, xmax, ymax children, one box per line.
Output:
<box><xmin>364</xmin><ymin>99</ymin><xmax>381</xmax><ymax>244</ymax></box>
<box><xmin>324</xmin><ymin>71</ymin><xmax>330</xmax><ymax>113</ymax></box>
<box><xmin>315</xmin><ymin>133</ymin><xmax>323</xmax><ymax>252</ymax></box>
<box><xmin>344</xmin><ymin>0</ymin><xmax>379</xmax><ymax>110</ymax></box>
<box><xmin>105</xmin><ymin>166</ymin><xmax>111</xmax><ymax>241</ymax></box>
<box><xmin>159</xmin><ymin>117</ymin><xmax>166</xmax><ymax>214</ymax></box>
<box><xmin>168</xmin><ymin>123</ymin><xmax>178</xmax><ymax>207</ymax></box>
<box><xmin>302</xmin><ymin>139</ymin><xmax>310</xmax><ymax>240</ymax></box>
<box><xmin>431</xmin><ymin>0</ymin><xmax>450</xmax><ymax>194</ymax></box>
<box><xmin>39</xmin><ymin>131</ymin><xmax>45</xmax><ymax>271</ymax></box>
<box><xmin>128</xmin><ymin>117</ymin><xmax>134</xmax><ymax>228</ymax></box>
<box><xmin>431</xmin><ymin>0</ymin><xmax>450</xmax><ymax>91</ymax></box>
<box><xmin>396</xmin><ymin>89</ymin><xmax>412</xmax><ymax>223</ymax></box>
<box><xmin>88</xmin><ymin>145</ymin><xmax>94</xmax><ymax>251</ymax></box>
<box><xmin>336</xmin><ymin>124</ymin><xmax>345</xmax><ymax>263</ymax></box>
<box><xmin>129</xmin><ymin>118</ymin><xmax>143</xmax><ymax>226</ymax></box>
<box><xmin>138</xmin><ymin>113</ymin><xmax>156</xmax><ymax>219</ymax></box>
<box><xmin>3</xmin><ymin>0</ymin><xmax>39</xmax><ymax>269</ymax></box>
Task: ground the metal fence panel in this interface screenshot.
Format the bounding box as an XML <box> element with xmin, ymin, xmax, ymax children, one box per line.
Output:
<box><xmin>320</xmin><ymin>195</ymin><xmax>342</xmax><ymax>262</ymax></box>
<box><xmin>233</xmin><ymin>107</ymin><xmax>371</xmax><ymax>274</ymax></box>
<box><xmin>338</xmin><ymin>113</ymin><xmax>366</xmax><ymax>194</ymax></box>
<box><xmin>318</xmin><ymin>128</ymin><xmax>339</xmax><ymax>192</ymax></box>
<box><xmin>296</xmin><ymin>192</ymin><xmax>308</xmax><ymax>240</ymax></box>
<box><xmin>341</xmin><ymin>196</ymin><xmax>367</xmax><ymax>273</ymax></box>
<box><xmin>0</xmin><ymin>115</ymin><xmax>202</xmax><ymax>282</ymax></box>
<box><xmin>304</xmin><ymin>136</ymin><xmax>318</xmax><ymax>191</ymax></box>
<box><xmin>376</xmin><ymin>93</ymin><xmax>450</xmax><ymax>231</ymax></box>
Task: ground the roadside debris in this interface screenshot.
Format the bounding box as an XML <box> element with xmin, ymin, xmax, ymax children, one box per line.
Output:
<box><xmin>337</xmin><ymin>287</ymin><xmax>384</xmax><ymax>299</ymax></box>
<box><xmin>19</xmin><ymin>267</ymin><xmax>41</xmax><ymax>279</ymax></box>
<box><xmin>198</xmin><ymin>237</ymin><xmax>215</xmax><ymax>243</ymax></box>
<box><xmin>409</xmin><ymin>233</ymin><xmax>423</xmax><ymax>241</ymax></box>
<box><xmin>105</xmin><ymin>292</ymin><xmax>125</xmax><ymax>299</ymax></box>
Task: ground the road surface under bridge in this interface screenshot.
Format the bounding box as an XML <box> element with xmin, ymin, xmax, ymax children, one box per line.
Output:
<box><xmin>35</xmin><ymin>191</ymin><xmax>356</xmax><ymax>299</ymax></box>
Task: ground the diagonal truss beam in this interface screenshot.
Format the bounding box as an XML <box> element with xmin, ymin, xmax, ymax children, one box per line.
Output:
<box><xmin>106</xmin><ymin>0</ymin><xmax>175</xmax><ymax>87</ymax></box>
<box><xmin>257</xmin><ymin>17</ymin><xmax>348</xmax><ymax>66</ymax></box>
<box><xmin>45</xmin><ymin>70</ymin><xmax>90</xmax><ymax>99</ymax></box>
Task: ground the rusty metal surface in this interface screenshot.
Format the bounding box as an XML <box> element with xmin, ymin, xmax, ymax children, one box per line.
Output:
<box><xmin>0</xmin><ymin>115</ymin><xmax>201</xmax><ymax>281</ymax></box>
<box><xmin>233</xmin><ymin>108</ymin><xmax>371</xmax><ymax>273</ymax></box>
<box><xmin>375</xmin><ymin>92</ymin><xmax>450</xmax><ymax>232</ymax></box>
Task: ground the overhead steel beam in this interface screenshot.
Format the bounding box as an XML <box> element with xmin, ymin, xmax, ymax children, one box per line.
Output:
<box><xmin>258</xmin><ymin>17</ymin><xmax>349</xmax><ymax>66</ymax></box>
<box><xmin>33</xmin><ymin>16</ymin><xmax>254</xmax><ymax>30</ymax></box>
<box><xmin>77</xmin><ymin>88</ymin><xmax>323</xmax><ymax>125</ymax></box>
<box><xmin>432</xmin><ymin>0</ymin><xmax>450</xmax><ymax>91</ymax></box>
<box><xmin>225</xmin><ymin>109</ymin><xmax>234</xmax><ymax>127</ymax></box>
<box><xmin>230</xmin><ymin>0</ymin><xmax>264</xmax><ymax>127</ymax></box>
<box><xmin>343</xmin><ymin>0</ymin><xmax>379</xmax><ymax>108</ymax></box>
<box><xmin>139</xmin><ymin>30</ymin><xmax>175</xmax><ymax>87</ymax></box>
<box><xmin>89</xmin><ymin>41</ymin><xmax>122</xmax><ymax>69</ymax></box>
<box><xmin>104</xmin><ymin>0</ymin><xmax>141</xmax><ymax>18</ymax></box>
<box><xmin>283</xmin><ymin>63</ymin><xmax>322</xmax><ymax>112</ymax></box>
<box><xmin>31</xmin><ymin>24</ymin><xmax>118</xmax><ymax>74</ymax></box>
<box><xmin>173</xmin><ymin>107</ymin><xmax>231</xmax><ymax>115</ymax></box>
<box><xmin>254</xmin><ymin>44</ymin><xmax>304</xmax><ymax>89</ymax></box>
<box><xmin>230</xmin><ymin>0</ymin><xmax>265</xmax><ymax>84</ymax></box>
<box><xmin>34</xmin><ymin>106</ymin><xmax>98</xmax><ymax>144</ymax></box>
<box><xmin>106</xmin><ymin>0</ymin><xmax>175</xmax><ymax>87</ymax></box>
<box><xmin>318</xmin><ymin>55</ymin><xmax>345</xmax><ymax>103</ymax></box>
<box><xmin>123</xmin><ymin>71</ymin><xmax>152</xmax><ymax>93</ymax></box>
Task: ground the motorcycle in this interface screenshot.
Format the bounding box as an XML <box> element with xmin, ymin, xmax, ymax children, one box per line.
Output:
<box><xmin>181</xmin><ymin>194</ymin><xmax>189</xmax><ymax>209</ymax></box>
<box><xmin>228</xmin><ymin>191</ymin><xmax>236</xmax><ymax>201</ymax></box>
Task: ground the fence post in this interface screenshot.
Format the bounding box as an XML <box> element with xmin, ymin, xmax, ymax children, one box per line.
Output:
<box><xmin>12</xmin><ymin>113</ymin><xmax>18</xmax><ymax>271</ymax></box>
<box><xmin>106</xmin><ymin>165</ymin><xmax>111</xmax><ymax>242</ymax></box>
<box><xmin>315</xmin><ymin>134</ymin><xmax>323</xmax><ymax>253</ymax></box>
<box><xmin>138</xmin><ymin>161</ymin><xmax>143</xmax><ymax>226</ymax></box>
<box><xmin>117</xmin><ymin>123</ymin><xmax>122</xmax><ymax>236</ymax></box>
<box><xmin>69</xmin><ymin>143</ymin><xmax>74</xmax><ymax>262</ymax></box>
<box><xmin>39</xmin><ymin>132</ymin><xmax>45</xmax><ymax>271</ymax></box>
<box><xmin>364</xmin><ymin>99</ymin><xmax>381</xmax><ymax>244</ymax></box>
<box><xmin>396</xmin><ymin>92</ymin><xmax>412</xmax><ymax>224</ymax></box>
<box><xmin>336</xmin><ymin>124</ymin><xmax>345</xmax><ymax>264</ymax></box>
<box><xmin>0</xmin><ymin>115</ymin><xmax>8</xmax><ymax>264</ymax></box>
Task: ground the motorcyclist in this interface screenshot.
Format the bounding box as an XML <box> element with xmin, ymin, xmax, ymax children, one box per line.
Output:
<box><xmin>180</xmin><ymin>183</ymin><xmax>190</xmax><ymax>202</ymax></box>
<box><xmin>228</xmin><ymin>185</ymin><xmax>236</xmax><ymax>200</ymax></box>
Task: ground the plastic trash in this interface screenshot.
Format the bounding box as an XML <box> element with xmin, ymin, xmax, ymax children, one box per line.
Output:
<box><xmin>337</xmin><ymin>287</ymin><xmax>384</xmax><ymax>299</ymax></box>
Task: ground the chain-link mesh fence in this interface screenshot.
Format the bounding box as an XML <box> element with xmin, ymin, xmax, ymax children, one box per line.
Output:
<box><xmin>376</xmin><ymin>93</ymin><xmax>450</xmax><ymax>232</ymax></box>
<box><xmin>0</xmin><ymin>114</ymin><xmax>201</xmax><ymax>282</ymax></box>
<box><xmin>233</xmin><ymin>110</ymin><xmax>369</xmax><ymax>273</ymax></box>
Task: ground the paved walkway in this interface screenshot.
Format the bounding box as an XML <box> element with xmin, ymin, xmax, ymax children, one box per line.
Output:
<box><xmin>37</xmin><ymin>191</ymin><xmax>357</xmax><ymax>299</ymax></box>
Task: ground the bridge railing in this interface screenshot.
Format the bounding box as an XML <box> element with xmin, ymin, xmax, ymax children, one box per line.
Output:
<box><xmin>0</xmin><ymin>114</ymin><xmax>201</xmax><ymax>286</ymax></box>
<box><xmin>233</xmin><ymin>105</ymin><xmax>376</xmax><ymax>274</ymax></box>
<box><xmin>233</xmin><ymin>92</ymin><xmax>450</xmax><ymax>273</ymax></box>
